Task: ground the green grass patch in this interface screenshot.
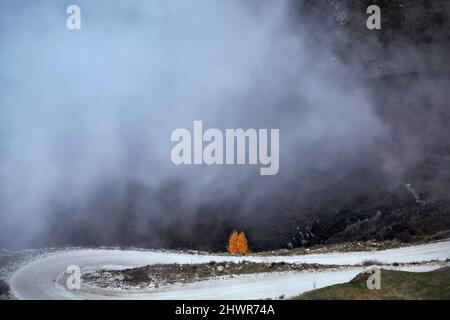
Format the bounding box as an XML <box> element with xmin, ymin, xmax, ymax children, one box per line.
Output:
<box><xmin>293</xmin><ymin>267</ymin><xmax>450</xmax><ymax>300</ymax></box>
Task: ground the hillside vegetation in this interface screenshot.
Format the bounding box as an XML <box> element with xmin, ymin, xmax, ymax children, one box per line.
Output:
<box><xmin>294</xmin><ymin>267</ymin><xmax>450</xmax><ymax>300</ymax></box>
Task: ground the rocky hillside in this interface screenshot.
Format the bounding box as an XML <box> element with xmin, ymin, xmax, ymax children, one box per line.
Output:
<box><xmin>276</xmin><ymin>0</ymin><xmax>450</xmax><ymax>248</ymax></box>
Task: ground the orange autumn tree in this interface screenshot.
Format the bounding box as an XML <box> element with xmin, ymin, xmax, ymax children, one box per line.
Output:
<box><xmin>227</xmin><ymin>230</ymin><xmax>250</xmax><ymax>254</ymax></box>
<box><xmin>236</xmin><ymin>231</ymin><xmax>250</xmax><ymax>254</ymax></box>
<box><xmin>227</xmin><ymin>230</ymin><xmax>239</xmax><ymax>253</ymax></box>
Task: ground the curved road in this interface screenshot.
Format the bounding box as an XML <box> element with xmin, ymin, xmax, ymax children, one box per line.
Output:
<box><xmin>9</xmin><ymin>240</ymin><xmax>450</xmax><ymax>299</ymax></box>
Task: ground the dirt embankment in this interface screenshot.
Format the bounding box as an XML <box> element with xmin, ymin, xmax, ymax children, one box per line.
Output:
<box><xmin>83</xmin><ymin>261</ymin><xmax>341</xmax><ymax>290</ymax></box>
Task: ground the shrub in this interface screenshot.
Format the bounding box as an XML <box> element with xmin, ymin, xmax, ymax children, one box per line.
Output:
<box><xmin>227</xmin><ymin>230</ymin><xmax>250</xmax><ymax>254</ymax></box>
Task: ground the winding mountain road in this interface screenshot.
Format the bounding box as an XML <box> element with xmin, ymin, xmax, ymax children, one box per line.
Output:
<box><xmin>9</xmin><ymin>240</ymin><xmax>450</xmax><ymax>299</ymax></box>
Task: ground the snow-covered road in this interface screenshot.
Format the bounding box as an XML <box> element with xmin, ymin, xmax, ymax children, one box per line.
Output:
<box><xmin>9</xmin><ymin>240</ymin><xmax>450</xmax><ymax>299</ymax></box>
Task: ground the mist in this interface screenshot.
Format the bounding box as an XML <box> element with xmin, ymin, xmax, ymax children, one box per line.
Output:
<box><xmin>0</xmin><ymin>0</ymin><xmax>448</xmax><ymax>250</ymax></box>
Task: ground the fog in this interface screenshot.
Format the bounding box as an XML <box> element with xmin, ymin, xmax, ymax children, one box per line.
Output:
<box><xmin>0</xmin><ymin>0</ymin><xmax>448</xmax><ymax>250</ymax></box>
